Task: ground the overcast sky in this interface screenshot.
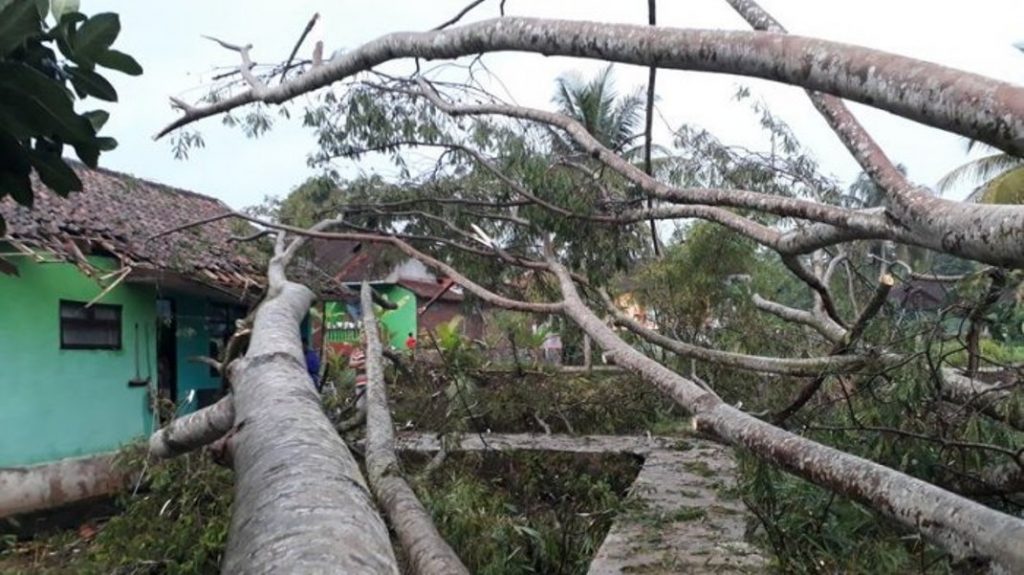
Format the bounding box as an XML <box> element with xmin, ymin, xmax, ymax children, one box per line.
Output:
<box><xmin>89</xmin><ymin>0</ymin><xmax>1024</xmax><ymax>209</ymax></box>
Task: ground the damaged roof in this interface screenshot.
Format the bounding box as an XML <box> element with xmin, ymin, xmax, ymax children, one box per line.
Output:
<box><xmin>1</xmin><ymin>162</ymin><xmax>269</xmax><ymax>297</ymax></box>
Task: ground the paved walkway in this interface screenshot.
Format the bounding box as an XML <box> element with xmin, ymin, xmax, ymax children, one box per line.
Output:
<box><xmin>394</xmin><ymin>432</ymin><xmax>767</xmax><ymax>574</ymax></box>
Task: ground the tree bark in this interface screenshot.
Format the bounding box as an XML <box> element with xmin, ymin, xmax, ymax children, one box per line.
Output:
<box><xmin>148</xmin><ymin>396</ymin><xmax>234</xmax><ymax>459</ymax></box>
<box><xmin>160</xmin><ymin>18</ymin><xmax>1024</xmax><ymax>158</ymax></box>
<box><xmin>220</xmin><ymin>238</ymin><xmax>398</xmax><ymax>574</ymax></box>
<box><xmin>360</xmin><ymin>283</ymin><xmax>469</xmax><ymax>575</ymax></box>
<box><xmin>549</xmin><ymin>258</ymin><xmax>1024</xmax><ymax>571</ymax></box>
<box><xmin>941</xmin><ymin>368</ymin><xmax>1024</xmax><ymax>432</ymax></box>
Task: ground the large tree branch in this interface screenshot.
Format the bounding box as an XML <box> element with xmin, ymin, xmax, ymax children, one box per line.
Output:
<box><xmin>160</xmin><ymin>17</ymin><xmax>1024</xmax><ymax>266</ymax></box>
<box><xmin>723</xmin><ymin>0</ymin><xmax>1024</xmax><ymax>267</ymax></box>
<box><xmin>158</xmin><ymin>18</ymin><xmax>1024</xmax><ymax>157</ymax></box>
<box><xmin>547</xmin><ymin>256</ymin><xmax>1024</xmax><ymax>570</ymax></box>
<box><xmin>414</xmin><ymin>80</ymin><xmax>891</xmax><ymax>232</ymax></box>
<box><xmin>148</xmin><ymin>396</ymin><xmax>235</xmax><ymax>459</ymax></box>
<box><xmin>751</xmin><ymin>293</ymin><xmax>846</xmax><ymax>344</ymax></box>
<box><xmin>941</xmin><ymin>368</ymin><xmax>1024</xmax><ymax>432</ymax></box>
<box><xmin>599</xmin><ymin>288</ymin><xmax>878</xmax><ymax>376</ymax></box>
<box><xmin>220</xmin><ymin>228</ymin><xmax>398</xmax><ymax>573</ymax></box>
<box><xmin>361</xmin><ymin>284</ymin><xmax>469</xmax><ymax>574</ymax></box>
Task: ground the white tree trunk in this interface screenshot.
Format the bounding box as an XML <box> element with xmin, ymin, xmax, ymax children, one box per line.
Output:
<box><xmin>148</xmin><ymin>396</ymin><xmax>234</xmax><ymax>459</ymax></box>
<box><xmin>361</xmin><ymin>284</ymin><xmax>469</xmax><ymax>575</ymax></box>
<box><xmin>219</xmin><ymin>242</ymin><xmax>398</xmax><ymax>574</ymax></box>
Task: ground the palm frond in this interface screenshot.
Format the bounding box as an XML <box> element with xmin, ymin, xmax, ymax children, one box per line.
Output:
<box><xmin>936</xmin><ymin>153</ymin><xmax>1024</xmax><ymax>193</ymax></box>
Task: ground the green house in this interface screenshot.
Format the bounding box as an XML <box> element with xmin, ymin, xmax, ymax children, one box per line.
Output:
<box><xmin>0</xmin><ymin>165</ymin><xmax>271</xmax><ymax>518</ymax></box>
<box><xmin>309</xmin><ymin>239</ymin><xmax>484</xmax><ymax>355</ymax></box>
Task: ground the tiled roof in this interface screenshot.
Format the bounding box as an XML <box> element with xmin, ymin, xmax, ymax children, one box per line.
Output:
<box><xmin>311</xmin><ymin>238</ymin><xmax>398</xmax><ymax>283</ymax></box>
<box><xmin>0</xmin><ymin>163</ymin><xmax>267</xmax><ymax>295</ymax></box>
<box><xmin>397</xmin><ymin>278</ymin><xmax>463</xmax><ymax>302</ymax></box>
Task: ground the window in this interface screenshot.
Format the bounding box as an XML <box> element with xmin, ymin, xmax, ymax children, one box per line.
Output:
<box><xmin>60</xmin><ymin>300</ymin><xmax>122</xmax><ymax>350</ymax></box>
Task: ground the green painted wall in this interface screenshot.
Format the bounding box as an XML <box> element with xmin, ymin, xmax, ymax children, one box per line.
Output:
<box><xmin>0</xmin><ymin>257</ymin><xmax>156</xmax><ymax>467</ymax></box>
<box><xmin>378</xmin><ymin>285</ymin><xmax>417</xmax><ymax>348</ymax></box>
<box><xmin>323</xmin><ymin>285</ymin><xmax>417</xmax><ymax>349</ymax></box>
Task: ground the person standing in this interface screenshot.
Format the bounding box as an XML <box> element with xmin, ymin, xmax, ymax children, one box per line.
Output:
<box><xmin>349</xmin><ymin>346</ymin><xmax>368</xmax><ymax>413</ymax></box>
<box><xmin>302</xmin><ymin>335</ymin><xmax>322</xmax><ymax>391</ymax></box>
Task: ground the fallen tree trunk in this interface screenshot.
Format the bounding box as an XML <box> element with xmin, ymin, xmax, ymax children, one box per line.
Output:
<box><xmin>148</xmin><ymin>396</ymin><xmax>234</xmax><ymax>459</ymax></box>
<box><xmin>219</xmin><ymin>236</ymin><xmax>398</xmax><ymax>574</ymax></box>
<box><xmin>361</xmin><ymin>283</ymin><xmax>469</xmax><ymax>575</ymax></box>
<box><xmin>549</xmin><ymin>258</ymin><xmax>1024</xmax><ymax>572</ymax></box>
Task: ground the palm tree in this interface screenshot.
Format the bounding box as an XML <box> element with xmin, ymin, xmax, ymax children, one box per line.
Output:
<box><xmin>550</xmin><ymin>64</ymin><xmax>644</xmax><ymax>155</ymax></box>
<box><xmin>936</xmin><ymin>141</ymin><xmax>1024</xmax><ymax>204</ymax></box>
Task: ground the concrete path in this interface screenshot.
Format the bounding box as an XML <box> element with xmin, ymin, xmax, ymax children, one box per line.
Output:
<box><xmin>394</xmin><ymin>432</ymin><xmax>767</xmax><ymax>574</ymax></box>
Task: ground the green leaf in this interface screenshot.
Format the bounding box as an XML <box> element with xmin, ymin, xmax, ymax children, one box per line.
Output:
<box><xmin>94</xmin><ymin>49</ymin><xmax>142</xmax><ymax>75</ymax></box>
<box><xmin>0</xmin><ymin>63</ymin><xmax>94</xmax><ymax>143</ymax></box>
<box><xmin>67</xmin><ymin>66</ymin><xmax>118</xmax><ymax>101</ymax></box>
<box><xmin>27</xmin><ymin>148</ymin><xmax>81</xmax><ymax>196</ymax></box>
<box><xmin>73</xmin><ymin>13</ymin><xmax>120</xmax><ymax>61</ymax></box>
<box><xmin>0</xmin><ymin>170</ymin><xmax>34</xmax><ymax>206</ymax></box>
<box><xmin>82</xmin><ymin>109</ymin><xmax>109</xmax><ymax>131</ymax></box>
<box><xmin>95</xmin><ymin>136</ymin><xmax>117</xmax><ymax>151</ymax></box>
<box><xmin>0</xmin><ymin>100</ymin><xmax>41</xmax><ymax>139</ymax></box>
<box><xmin>50</xmin><ymin>11</ymin><xmax>87</xmax><ymax>60</ymax></box>
<box><xmin>0</xmin><ymin>130</ymin><xmax>34</xmax><ymax>206</ymax></box>
<box><xmin>0</xmin><ymin>0</ymin><xmax>44</xmax><ymax>57</ymax></box>
<box><xmin>72</xmin><ymin>139</ymin><xmax>99</xmax><ymax>167</ymax></box>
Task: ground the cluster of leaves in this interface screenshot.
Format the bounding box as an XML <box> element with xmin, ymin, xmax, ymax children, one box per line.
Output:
<box><xmin>389</xmin><ymin>366</ymin><xmax>686</xmax><ymax>436</ymax></box>
<box><xmin>410</xmin><ymin>451</ymin><xmax>639</xmax><ymax>575</ymax></box>
<box><xmin>296</xmin><ymin>77</ymin><xmax>655</xmax><ymax>281</ymax></box>
<box><xmin>0</xmin><ymin>0</ymin><xmax>141</xmax><ymax>233</ymax></box>
<box><xmin>739</xmin><ymin>359</ymin><xmax>1023</xmax><ymax>573</ymax></box>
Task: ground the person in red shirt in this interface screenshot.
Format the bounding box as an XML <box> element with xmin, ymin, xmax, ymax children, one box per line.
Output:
<box><xmin>404</xmin><ymin>332</ymin><xmax>417</xmax><ymax>352</ymax></box>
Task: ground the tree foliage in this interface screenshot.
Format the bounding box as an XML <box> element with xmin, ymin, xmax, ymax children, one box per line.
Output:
<box><xmin>0</xmin><ymin>0</ymin><xmax>141</xmax><ymax>233</ymax></box>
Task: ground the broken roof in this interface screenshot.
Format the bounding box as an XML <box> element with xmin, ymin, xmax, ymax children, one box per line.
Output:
<box><xmin>1</xmin><ymin>163</ymin><xmax>270</xmax><ymax>298</ymax></box>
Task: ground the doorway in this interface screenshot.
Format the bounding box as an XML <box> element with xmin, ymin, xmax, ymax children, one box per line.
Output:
<box><xmin>155</xmin><ymin>298</ymin><xmax>177</xmax><ymax>406</ymax></box>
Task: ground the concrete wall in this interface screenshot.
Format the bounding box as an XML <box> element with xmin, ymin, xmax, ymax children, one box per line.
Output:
<box><xmin>0</xmin><ymin>257</ymin><xmax>156</xmax><ymax>468</ymax></box>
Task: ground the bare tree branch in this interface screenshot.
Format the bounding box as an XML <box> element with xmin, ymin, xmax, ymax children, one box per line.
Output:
<box><xmin>547</xmin><ymin>255</ymin><xmax>1024</xmax><ymax>571</ymax></box>
<box><xmin>148</xmin><ymin>396</ymin><xmax>235</xmax><ymax>459</ymax></box>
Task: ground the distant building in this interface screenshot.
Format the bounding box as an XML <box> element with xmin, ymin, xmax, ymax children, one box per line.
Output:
<box><xmin>309</xmin><ymin>239</ymin><xmax>483</xmax><ymax>354</ymax></box>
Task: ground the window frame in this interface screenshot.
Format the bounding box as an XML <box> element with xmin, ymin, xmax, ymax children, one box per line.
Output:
<box><xmin>59</xmin><ymin>300</ymin><xmax>123</xmax><ymax>351</ymax></box>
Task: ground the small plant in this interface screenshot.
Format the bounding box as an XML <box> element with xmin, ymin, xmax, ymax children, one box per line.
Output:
<box><xmin>411</xmin><ymin>451</ymin><xmax>639</xmax><ymax>575</ymax></box>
